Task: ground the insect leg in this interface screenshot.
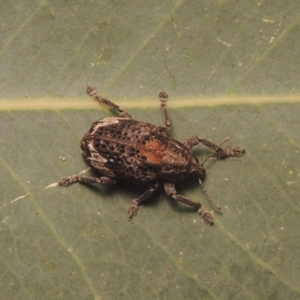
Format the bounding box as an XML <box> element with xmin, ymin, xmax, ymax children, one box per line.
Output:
<box><xmin>164</xmin><ymin>182</ymin><xmax>213</xmax><ymax>224</ymax></box>
<box><xmin>159</xmin><ymin>91</ymin><xmax>171</xmax><ymax>134</ymax></box>
<box><xmin>86</xmin><ymin>84</ymin><xmax>132</xmax><ymax>118</ymax></box>
<box><xmin>183</xmin><ymin>136</ymin><xmax>245</xmax><ymax>158</ymax></box>
<box><xmin>59</xmin><ymin>175</ymin><xmax>117</xmax><ymax>187</ymax></box>
<box><xmin>127</xmin><ymin>182</ymin><xmax>159</xmax><ymax>218</ymax></box>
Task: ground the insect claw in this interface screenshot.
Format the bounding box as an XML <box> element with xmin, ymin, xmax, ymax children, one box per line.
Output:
<box><xmin>127</xmin><ymin>199</ymin><xmax>139</xmax><ymax>218</ymax></box>
<box><xmin>198</xmin><ymin>208</ymin><xmax>213</xmax><ymax>224</ymax></box>
<box><xmin>227</xmin><ymin>146</ymin><xmax>245</xmax><ymax>157</ymax></box>
<box><xmin>59</xmin><ymin>176</ymin><xmax>78</xmax><ymax>187</ymax></box>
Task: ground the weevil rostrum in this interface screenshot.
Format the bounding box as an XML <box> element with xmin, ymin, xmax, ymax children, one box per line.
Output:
<box><xmin>59</xmin><ymin>84</ymin><xmax>245</xmax><ymax>224</ymax></box>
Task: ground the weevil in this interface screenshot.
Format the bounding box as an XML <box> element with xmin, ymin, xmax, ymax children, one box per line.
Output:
<box><xmin>59</xmin><ymin>84</ymin><xmax>245</xmax><ymax>224</ymax></box>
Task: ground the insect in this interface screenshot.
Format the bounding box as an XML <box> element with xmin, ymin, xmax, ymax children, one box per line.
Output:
<box><xmin>59</xmin><ymin>84</ymin><xmax>245</xmax><ymax>224</ymax></box>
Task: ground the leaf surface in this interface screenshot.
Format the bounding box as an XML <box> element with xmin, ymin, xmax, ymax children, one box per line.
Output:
<box><xmin>1</xmin><ymin>1</ymin><xmax>300</xmax><ymax>299</ymax></box>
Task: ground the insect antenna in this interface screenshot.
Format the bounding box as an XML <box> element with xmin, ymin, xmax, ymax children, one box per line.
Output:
<box><xmin>200</xmin><ymin>137</ymin><xmax>229</xmax><ymax>167</ymax></box>
<box><xmin>199</xmin><ymin>179</ymin><xmax>221</xmax><ymax>210</ymax></box>
<box><xmin>198</xmin><ymin>137</ymin><xmax>230</xmax><ymax>210</ymax></box>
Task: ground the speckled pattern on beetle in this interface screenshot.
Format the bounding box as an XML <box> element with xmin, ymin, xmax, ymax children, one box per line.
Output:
<box><xmin>59</xmin><ymin>84</ymin><xmax>245</xmax><ymax>224</ymax></box>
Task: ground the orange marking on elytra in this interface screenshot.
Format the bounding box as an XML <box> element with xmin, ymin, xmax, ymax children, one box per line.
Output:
<box><xmin>140</xmin><ymin>140</ymin><xmax>167</xmax><ymax>164</ymax></box>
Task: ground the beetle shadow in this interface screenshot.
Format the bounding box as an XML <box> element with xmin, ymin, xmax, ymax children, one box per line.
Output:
<box><xmin>77</xmin><ymin>167</ymin><xmax>222</xmax><ymax>218</ymax></box>
<box><xmin>77</xmin><ymin>171</ymin><xmax>162</xmax><ymax>208</ymax></box>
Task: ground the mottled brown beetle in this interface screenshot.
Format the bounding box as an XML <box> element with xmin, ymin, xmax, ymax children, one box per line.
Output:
<box><xmin>59</xmin><ymin>84</ymin><xmax>245</xmax><ymax>224</ymax></box>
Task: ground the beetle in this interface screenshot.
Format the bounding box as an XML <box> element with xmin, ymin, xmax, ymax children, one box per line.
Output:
<box><xmin>59</xmin><ymin>84</ymin><xmax>245</xmax><ymax>224</ymax></box>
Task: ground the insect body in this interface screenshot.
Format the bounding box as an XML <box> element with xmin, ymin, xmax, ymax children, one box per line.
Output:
<box><xmin>59</xmin><ymin>85</ymin><xmax>245</xmax><ymax>224</ymax></box>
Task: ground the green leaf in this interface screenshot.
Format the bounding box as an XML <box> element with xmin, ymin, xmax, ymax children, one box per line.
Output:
<box><xmin>1</xmin><ymin>1</ymin><xmax>300</xmax><ymax>299</ymax></box>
